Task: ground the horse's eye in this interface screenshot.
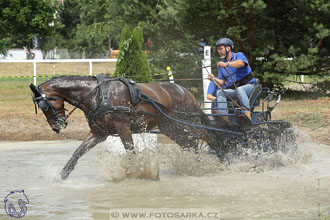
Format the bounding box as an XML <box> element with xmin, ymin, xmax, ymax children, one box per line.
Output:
<box><xmin>38</xmin><ymin>100</ymin><xmax>49</xmax><ymax>111</ymax></box>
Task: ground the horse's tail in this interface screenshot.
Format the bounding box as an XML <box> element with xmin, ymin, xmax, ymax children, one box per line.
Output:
<box><xmin>199</xmin><ymin>109</ymin><xmax>212</xmax><ymax>126</ymax></box>
<box><xmin>197</xmin><ymin>109</ymin><xmax>223</xmax><ymax>149</ymax></box>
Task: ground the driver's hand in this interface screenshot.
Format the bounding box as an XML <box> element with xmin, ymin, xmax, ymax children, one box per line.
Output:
<box><xmin>217</xmin><ymin>61</ymin><xmax>227</xmax><ymax>68</ymax></box>
<box><xmin>208</xmin><ymin>74</ymin><xmax>215</xmax><ymax>81</ymax></box>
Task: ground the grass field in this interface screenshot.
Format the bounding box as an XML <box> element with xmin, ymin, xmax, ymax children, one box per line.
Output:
<box><xmin>284</xmin><ymin>74</ymin><xmax>330</xmax><ymax>85</ymax></box>
<box><xmin>0</xmin><ymin>77</ymin><xmax>89</xmax><ymax>141</ymax></box>
<box><xmin>0</xmin><ymin>73</ymin><xmax>329</xmax><ymax>144</ymax></box>
<box><xmin>0</xmin><ymin>62</ymin><xmax>116</xmax><ymax>77</ymax></box>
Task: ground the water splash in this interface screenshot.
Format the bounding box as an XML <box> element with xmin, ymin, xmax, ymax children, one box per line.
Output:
<box><xmin>156</xmin><ymin>128</ymin><xmax>328</xmax><ymax>177</ymax></box>
<box><xmin>158</xmin><ymin>142</ymin><xmax>226</xmax><ymax>176</ymax></box>
<box><xmin>98</xmin><ymin>134</ymin><xmax>159</xmax><ymax>181</ymax></box>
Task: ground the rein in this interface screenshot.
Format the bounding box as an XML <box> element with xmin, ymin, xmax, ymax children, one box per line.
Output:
<box><xmin>139</xmin><ymin>93</ymin><xmax>242</xmax><ymax>135</ymax></box>
<box><xmin>212</xmin><ymin>77</ymin><xmax>244</xmax><ymax>110</ymax></box>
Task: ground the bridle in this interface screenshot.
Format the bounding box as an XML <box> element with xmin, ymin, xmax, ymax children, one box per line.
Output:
<box><xmin>32</xmin><ymin>85</ymin><xmax>68</xmax><ymax>129</ymax></box>
<box><xmin>30</xmin><ymin>76</ymin><xmax>139</xmax><ymax>132</ymax></box>
<box><xmin>30</xmin><ymin>79</ymin><xmax>108</xmax><ymax>129</ymax></box>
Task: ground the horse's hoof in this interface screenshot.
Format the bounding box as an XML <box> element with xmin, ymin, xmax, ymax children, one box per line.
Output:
<box><xmin>217</xmin><ymin>152</ymin><xmax>231</xmax><ymax>165</ymax></box>
<box><xmin>60</xmin><ymin>170</ymin><xmax>69</xmax><ymax>181</ymax></box>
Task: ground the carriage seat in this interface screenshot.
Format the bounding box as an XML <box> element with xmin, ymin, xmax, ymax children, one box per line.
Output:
<box><xmin>248</xmin><ymin>78</ymin><xmax>262</xmax><ymax>108</ymax></box>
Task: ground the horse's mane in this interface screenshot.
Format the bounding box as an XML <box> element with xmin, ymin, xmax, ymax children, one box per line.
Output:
<box><xmin>52</xmin><ymin>75</ymin><xmax>95</xmax><ymax>80</ymax></box>
<box><xmin>39</xmin><ymin>75</ymin><xmax>96</xmax><ymax>86</ymax></box>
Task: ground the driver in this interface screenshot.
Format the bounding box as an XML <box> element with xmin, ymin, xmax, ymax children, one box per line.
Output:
<box><xmin>208</xmin><ymin>38</ymin><xmax>255</xmax><ymax>125</ymax></box>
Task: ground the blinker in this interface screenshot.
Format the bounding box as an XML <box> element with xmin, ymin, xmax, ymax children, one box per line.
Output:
<box><xmin>38</xmin><ymin>100</ymin><xmax>49</xmax><ymax>111</ymax></box>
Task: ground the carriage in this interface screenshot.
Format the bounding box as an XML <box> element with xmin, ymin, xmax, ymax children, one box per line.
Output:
<box><xmin>195</xmin><ymin>78</ymin><xmax>296</xmax><ymax>158</ymax></box>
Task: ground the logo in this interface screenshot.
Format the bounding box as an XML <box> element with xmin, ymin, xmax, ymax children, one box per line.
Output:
<box><xmin>4</xmin><ymin>190</ymin><xmax>29</xmax><ymax>218</ymax></box>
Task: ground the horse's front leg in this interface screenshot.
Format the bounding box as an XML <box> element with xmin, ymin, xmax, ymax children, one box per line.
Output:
<box><xmin>114</xmin><ymin>120</ymin><xmax>135</xmax><ymax>151</ymax></box>
<box><xmin>60</xmin><ymin>132</ymin><xmax>105</xmax><ymax>180</ymax></box>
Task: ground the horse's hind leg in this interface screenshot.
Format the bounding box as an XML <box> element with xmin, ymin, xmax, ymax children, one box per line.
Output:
<box><xmin>159</xmin><ymin>121</ymin><xmax>219</xmax><ymax>153</ymax></box>
<box><xmin>158</xmin><ymin>122</ymin><xmax>198</xmax><ymax>149</ymax></box>
<box><xmin>60</xmin><ymin>132</ymin><xmax>106</xmax><ymax>180</ymax></box>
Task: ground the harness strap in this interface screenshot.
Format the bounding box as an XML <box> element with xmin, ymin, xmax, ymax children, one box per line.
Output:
<box><xmin>86</xmin><ymin>74</ymin><xmax>139</xmax><ymax>134</ymax></box>
<box><xmin>91</xmin><ymin>74</ymin><xmax>142</xmax><ymax>119</ymax></box>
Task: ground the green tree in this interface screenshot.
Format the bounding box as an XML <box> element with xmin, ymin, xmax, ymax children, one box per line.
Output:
<box><xmin>110</xmin><ymin>0</ymin><xmax>330</xmax><ymax>86</ymax></box>
<box><xmin>57</xmin><ymin>0</ymin><xmax>123</xmax><ymax>58</ymax></box>
<box><xmin>72</xmin><ymin>23</ymin><xmax>110</xmax><ymax>58</ymax></box>
<box><xmin>0</xmin><ymin>0</ymin><xmax>56</xmax><ymax>55</ymax></box>
<box><xmin>114</xmin><ymin>26</ymin><xmax>152</xmax><ymax>83</ymax></box>
<box><xmin>254</xmin><ymin>0</ymin><xmax>330</xmax><ymax>88</ymax></box>
<box><xmin>56</xmin><ymin>0</ymin><xmax>81</xmax><ymax>52</ymax></box>
<box><xmin>49</xmin><ymin>0</ymin><xmax>330</xmax><ymax>90</ymax></box>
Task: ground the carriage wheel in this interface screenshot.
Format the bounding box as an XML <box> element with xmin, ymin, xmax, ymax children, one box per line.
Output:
<box><xmin>185</xmin><ymin>136</ymin><xmax>213</xmax><ymax>154</ymax></box>
<box><xmin>273</xmin><ymin>127</ymin><xmax>297</xmax><ymax>153</ymax></box>
<box><xmin>243</xmin><ymin>124</ymin><xmax>273</xmax><ymax>154</ymax></box>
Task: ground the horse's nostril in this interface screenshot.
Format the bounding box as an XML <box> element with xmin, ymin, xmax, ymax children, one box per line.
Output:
<box><xmin>52</xmin><ymin>128</ymin><xmax>60</xmax><ymax>134</ymax></box>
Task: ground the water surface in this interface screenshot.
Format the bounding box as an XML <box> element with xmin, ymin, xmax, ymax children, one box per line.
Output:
<box><xmin>0</xmin><ymin>133</ymin><xmax>329</xmax><ymax>219</ymax></box>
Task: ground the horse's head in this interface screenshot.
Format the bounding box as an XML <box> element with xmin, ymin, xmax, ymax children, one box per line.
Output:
<box><xmin>29</xmin><ymin>83</ymin><xmax>68</xmax><ymax>134</ymax></box>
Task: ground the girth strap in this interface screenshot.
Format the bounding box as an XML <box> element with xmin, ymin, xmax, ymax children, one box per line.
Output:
<box><xmin>118</xmin><ymin>77</ymin><xmax>141</xmax><ymax>106</ymax></box>
<box><xmin>96</xmin><ymin>74</ymin><xmax>115</xmax><ymax>114</ymax></box>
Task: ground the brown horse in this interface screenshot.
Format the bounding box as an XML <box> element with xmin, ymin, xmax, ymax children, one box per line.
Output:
<box><xmin>29</xmin><ymin>75</ymin><xmax>219</xmax><ymax>180</ymax></box>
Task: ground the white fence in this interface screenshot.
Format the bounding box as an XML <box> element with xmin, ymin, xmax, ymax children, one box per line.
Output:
<box><xmin>0</xmin><ymin>59</ymin><xmax>117</xmax><ymax>85</ymax></box>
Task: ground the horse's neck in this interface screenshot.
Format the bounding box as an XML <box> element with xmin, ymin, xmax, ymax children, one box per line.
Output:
<box><xmin>53</xmin><ymin>78</ymin><xmax>98</xmax><ymax>110</ymax></box>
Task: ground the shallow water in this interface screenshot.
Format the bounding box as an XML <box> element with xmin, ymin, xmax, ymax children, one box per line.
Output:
<box><xmin>0</xmin><ymin>132</ymin><xmax>329</xmax><ymax>219</ymax></box>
